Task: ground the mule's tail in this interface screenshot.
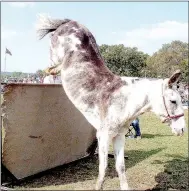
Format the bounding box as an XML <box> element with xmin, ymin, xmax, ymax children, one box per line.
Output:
<box><xmin>36</xmin><ymin>14</ymin><xmax>71</xmax><ymax>40</ymax></box>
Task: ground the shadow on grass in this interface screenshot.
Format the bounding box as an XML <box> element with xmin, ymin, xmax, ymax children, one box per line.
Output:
<box><xmin>141</xmin><ymin>133</ymin><xmax>173</xmax><ymax>139</ymax></box>
<box><xmin>150</xmin><ymin>157</ymin><xmax>188</xmax><ymax>191</ymax></box>
<box><xmin>5</xmin><ymin>148</ymin><xmax>165</xmax><ymax>189</ymax></box>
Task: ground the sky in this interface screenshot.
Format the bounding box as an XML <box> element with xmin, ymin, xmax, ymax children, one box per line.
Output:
<box><xmin>1</xmin><ymin>2</ymin><xmax>188</xmax><ymax>73</ymax></box>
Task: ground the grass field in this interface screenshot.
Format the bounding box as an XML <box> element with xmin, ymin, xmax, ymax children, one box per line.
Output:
<box><xmin>3</xmin><ymin>111</ymin><xmax>188</xmax><ymax>190</ymax></box>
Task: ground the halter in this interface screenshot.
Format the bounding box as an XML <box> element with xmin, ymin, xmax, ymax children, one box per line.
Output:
<box><xmin>162</xmin><ymin>83</ymin><xmax>184</xmax><ymax>121</ymax></box>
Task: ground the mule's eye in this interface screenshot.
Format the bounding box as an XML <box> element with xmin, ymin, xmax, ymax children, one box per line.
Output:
<box><xmin>170</xmin><ymin>100</ymin><xmax>176</xmax><ymax>104</ymax></box>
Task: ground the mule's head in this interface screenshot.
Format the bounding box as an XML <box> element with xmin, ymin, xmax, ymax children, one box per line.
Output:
<box><xmin>159</xmin><ymin>70</ymin><xmax>186</xmax><ymax>136</ymax></box>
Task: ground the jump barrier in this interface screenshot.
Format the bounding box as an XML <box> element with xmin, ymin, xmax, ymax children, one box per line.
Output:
<box><xmin>1</xmin><ymin>83</ymin><xmax>97</xmax><ymax>180</ymax></box>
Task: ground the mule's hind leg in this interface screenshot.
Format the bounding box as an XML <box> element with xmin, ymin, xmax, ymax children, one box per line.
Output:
<box><xmin>113</xmin><ymin>133</ymin><xmax>129</xmax><ymax>190</ymax></box>
<box><xmin>95</xmin><ymin>131</ymin><xmax>110</xmax><ymax>190</ymax></box>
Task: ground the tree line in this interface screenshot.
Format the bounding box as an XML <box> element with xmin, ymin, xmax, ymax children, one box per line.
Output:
<box><xmin>99</xmin><ymin>40</ymin><xmax>188</xmax><ymax>82</ymax></box>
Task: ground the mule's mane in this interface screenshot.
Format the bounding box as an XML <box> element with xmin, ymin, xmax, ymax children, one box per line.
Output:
<box><xmin>36</xmin><ymin>15</ymin><xmax>104</xmax><ymax>65</ymax></box>
<box><xmin>36</xmin><ymin>14</ymin><xmax>71</xmax><ymax>40</ymax></box>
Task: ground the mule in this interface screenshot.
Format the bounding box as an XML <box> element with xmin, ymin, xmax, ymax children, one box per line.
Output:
<box><xmin>36</xmin><ymin>15</ymin><xmax>186</xmax><ymax>190</ymax></box>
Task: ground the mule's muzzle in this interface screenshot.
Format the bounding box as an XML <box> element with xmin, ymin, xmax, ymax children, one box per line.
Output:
<box><xmin>176</xmin><ymin>131</ymin><xmax>184</xmax><ymax>136</ymax></box>
<box><xmin>172</xmin><ymin>127</ymin><xmax>185</xmax><ymax>136</ymax></box>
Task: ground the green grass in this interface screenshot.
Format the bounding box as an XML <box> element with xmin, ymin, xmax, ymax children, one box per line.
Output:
<box><xmin>3</xmin><ymin>111</ymin><xmax>189</xmax><ymax>190</ymax></box>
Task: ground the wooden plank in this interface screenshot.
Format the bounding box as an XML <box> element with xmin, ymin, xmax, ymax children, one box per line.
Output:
<box><xmin>1</xmin><ymin>83</ymin><xmax>96</xmax><ymax>179</ymax></box>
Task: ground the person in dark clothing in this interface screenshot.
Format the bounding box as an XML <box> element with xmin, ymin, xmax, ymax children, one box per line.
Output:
<box><xmin>128</xmin><ymin>117</ymin><xmax>141</xmax><ymax>139</ymax></box>
<box><xmin>131</xmin><ymin>117</ymin><xmax>141</xmax><ymax>138</ymax></box>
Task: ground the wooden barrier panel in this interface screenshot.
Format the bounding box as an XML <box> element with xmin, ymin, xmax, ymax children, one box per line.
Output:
<box><xmin>1</xmin><ymin>83</ymin><xmax>96</xmax><ymax>179</ymax></box>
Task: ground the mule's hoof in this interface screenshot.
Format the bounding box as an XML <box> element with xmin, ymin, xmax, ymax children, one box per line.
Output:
<box><xmin>95</xmin><ymin>185</ymin><xmax>102</xmax><ymax>190</ymax></box>
<box><xmin>120</xmin><ymin>184</ymin><xmax>130</xmax><ymax>190</ymax></box>
<box><xmin>121</xmin><ymin>188</ymin><xmax>130</xmax><ymax>190</ymax></box>
<box><xmin>95</xmin><ymin>182</ymin><xmax>103</xmax><ymax>190</ymax></box>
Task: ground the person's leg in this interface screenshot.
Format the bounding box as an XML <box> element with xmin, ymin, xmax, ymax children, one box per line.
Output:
<box><xmin>131</xmin><ymin>119</ymin><xmax>141</xmax><ymax>137</ymax></box>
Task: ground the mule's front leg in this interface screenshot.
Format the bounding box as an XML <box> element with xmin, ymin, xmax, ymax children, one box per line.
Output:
<box><xmin>95</xmin><ymin>131</ymin><xmax>109</xmax><ymax>190</ymax></box>
<box><xmin>113</xmin><ymin>133</ymin><xmax>129</xmax><ymax>190</ymax></box>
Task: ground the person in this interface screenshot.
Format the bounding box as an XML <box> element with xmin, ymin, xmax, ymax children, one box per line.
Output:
<box><xmin>129</xmin><ymin>117</ymin><xmax>141</xmax><ymax>139</ymax></box>
<box><xmin>43</xmin><ymin>74</ymin><xmax>55</xmax><ymax>84</ymax></box>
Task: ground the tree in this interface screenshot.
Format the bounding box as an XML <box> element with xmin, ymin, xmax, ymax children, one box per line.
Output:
<box><xmin>12</xmin><ymin>72</ymin><xmax>23</xmax><ymax>78</ymax></box>
<box><xmin>36</xmin><ymin>69</ymin><xmax>45</xmax><ymax>77</ymax></box>
<box><xmin>146</xmin><ymin>40</ymin><xmax>188</xmax><ymax>81</ymax></box>
<box><xmin>99</xmin><ymin>44</ymin><xmax>149</xmax><ymax>77</ymax></box>
<box><xmin>179</xmin><ymin>59</ymin><xmax>188</xmax><ymax>82</ymax></box>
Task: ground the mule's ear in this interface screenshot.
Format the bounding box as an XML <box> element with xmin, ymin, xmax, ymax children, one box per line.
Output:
<box><xmin>168</xmin><ymin>69</ymin><xmax>181</xmax><ymax>87</ymax></box>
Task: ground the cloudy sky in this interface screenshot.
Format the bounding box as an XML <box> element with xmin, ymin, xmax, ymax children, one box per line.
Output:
<box><xmin>1</xmin><ymin>2</ymin><xmax>188</xmax><ymax>73</ymax></box>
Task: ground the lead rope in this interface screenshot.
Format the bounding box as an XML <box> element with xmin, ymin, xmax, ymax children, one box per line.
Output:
<box><xmin>162</xmin><ymin>83</ymin><xmax>170</xmax><ymax>118</ymax></box>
